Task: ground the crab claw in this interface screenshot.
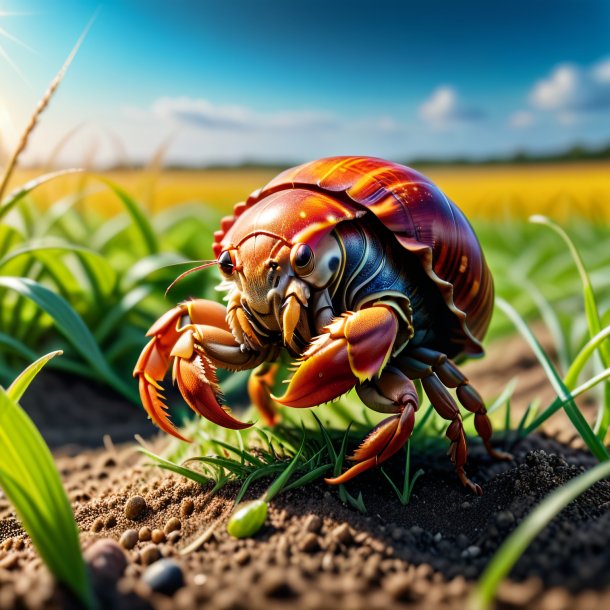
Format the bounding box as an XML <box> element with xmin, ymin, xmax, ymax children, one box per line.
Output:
<box><xmin>133</xmin><ymin>303</ymin><xmax>250</xmax><ymax>441</ymax></box>
<box><xmin>326</xmin><ymin>402</ymin><xmax>416</xmax><ymax>485</ymax></box>
<box><xmin>172</xmin><ymin>342</ymin><xmax>251</xmax><ymax>431</ymax></box>
<box><xmin>274</xmin><ymin>305</ymin><xmax>398</xmax><ymax>408</ymax></box>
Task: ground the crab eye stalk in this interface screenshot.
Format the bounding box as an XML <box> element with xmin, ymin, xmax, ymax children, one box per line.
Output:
<box><xmin>290</xmin><ymin>243</ymin><xmax>315</xmax><ymax>276</ymax></box>
<box><xmin>218</xmin><ymin>250</ymin><xmax>236</xmax><ymax>275</ymax></box>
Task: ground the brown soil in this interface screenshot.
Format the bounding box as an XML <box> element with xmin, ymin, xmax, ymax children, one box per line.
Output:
<box><xmin>1</xmin><ymin>328</ymin><xmax>609</xmax><ymax>610</ymax></box>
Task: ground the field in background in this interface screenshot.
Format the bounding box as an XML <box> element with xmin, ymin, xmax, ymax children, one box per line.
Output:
<box><xmin>9</xmin><ymin>160</ymin><xmax>610</xmax><ymax>220</ymax></box>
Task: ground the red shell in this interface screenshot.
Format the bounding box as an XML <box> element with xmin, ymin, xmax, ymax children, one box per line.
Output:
<box><xmin>213</xmin><ymin>156</ymin><xmax>494</xmax><ymax>358</ymax></box>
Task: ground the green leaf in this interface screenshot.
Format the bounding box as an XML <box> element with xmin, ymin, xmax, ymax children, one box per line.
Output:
<box><xmin>138</xmin><ymin>448</ymin><xmax>211</xmax><ymax>486</ymax></box>
<box><xmin>0</xmin><ymin>276</ymin><xmax>137</xmax><ymax>402</ymax></box>
<box><xmin>96</xmin><ymin>177</ymin><xmax>159</xmax><ymax>255</ymax></box>
<box><xmin>264</xmin><ymin>434</ymin><xmax>306</xmax><ymax>502</ymax></box>
<box><xmin>0</xmin><ymin>169</ymin><xmax>84</xmax><ymax>222</ymax></box>
<box><xmin>530</xmin><ymin>215</ymin><xmax>610</xmax><ymax>440</ymax></box>
<box><xmin>7</xmin><ymin>350</ymin><xmax>62</xmax><ymax>403</ymax></box>
<box><xmin>0</xmin><ymin>239</ymin><xmax>117</xmax><ymax>299</ymax></box>
<box><xmin>564</xmin><ymin>325</ymin><xmax>610</xmax><ymax>389</ymax></box>
<box><xmin>0</xmin><ymin>370</ymin><xmax>92</xmax><ymax>608</ymax></box>
<box><xmin>496</xmin><ymin>297</ymin><xmax>609</xmax><ymax>462</ymax></box>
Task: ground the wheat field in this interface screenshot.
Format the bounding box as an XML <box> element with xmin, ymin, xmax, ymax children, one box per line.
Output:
<box><xmin>8</xmin><ymin>160</ymin><xmax>610</xmax><ymax>220</ymax></box>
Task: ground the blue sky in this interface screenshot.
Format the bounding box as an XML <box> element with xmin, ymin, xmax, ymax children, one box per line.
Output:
<box><xmin>1</xmin><ymin>0</ymin><xmax>609</xmax><ymax>166</ymax></box>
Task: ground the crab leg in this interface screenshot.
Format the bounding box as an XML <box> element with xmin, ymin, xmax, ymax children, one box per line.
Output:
<box><xmin>325</xmin><ymin>367</ymin><xmax>418</xmax><ymax>484</ymax></box>
<box><xmin>274</xmin><ymin>304</ymin><xmax>399</xmax><ymax>408</ymax></box>
<box><xmin>399</xmin><ymin>348</ymin><xmax>511</xmax><ymax>495</ymax></box>
<box><xmin>133</xmin><ymin>299</ymin><xmax>266</xmax><ymax>441</ymax></box>
<box><xmin>407</xmin><ymin>347</ymin><xmax>512</xmax><ymax>461</ymax></box>
<box><xmin>248</xmin><ymin>362</ymin><xmax>281</xmax><ymax>426</ymax></box>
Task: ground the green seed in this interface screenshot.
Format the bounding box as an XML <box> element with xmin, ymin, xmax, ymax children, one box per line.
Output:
<box><xmin>227</xmin><ymin>499</ymin><xmax>268</xmax><ymax>538</ymax></box>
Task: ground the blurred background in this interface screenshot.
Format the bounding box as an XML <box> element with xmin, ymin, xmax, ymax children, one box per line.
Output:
<box><xmin>1</xmin><ymin>0</ymin><xmax>609</xmax><ymax>213</ymax></box>
<box><xmin>0</xmin><ymin>0</ymin><xmax>609</xmax><ymax>445</ymax></box>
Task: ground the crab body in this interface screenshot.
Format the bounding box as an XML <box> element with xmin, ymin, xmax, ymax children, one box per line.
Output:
<box><xmin>134</xmin><ymin>156</ymin><xmax>509</xmax><ymax>494</ymax></box>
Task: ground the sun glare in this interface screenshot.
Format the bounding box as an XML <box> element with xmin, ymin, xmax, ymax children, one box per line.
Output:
<box><xmin>0</xmin><ymin>10</ymin><xmax>34</xmax><ymax>83</ymax></box>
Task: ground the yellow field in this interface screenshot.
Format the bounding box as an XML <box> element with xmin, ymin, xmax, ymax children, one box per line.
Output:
<box><xmin>9</xmin><ymin>161</ymin><xmax>610</xmax><ymax>221</ymax></box>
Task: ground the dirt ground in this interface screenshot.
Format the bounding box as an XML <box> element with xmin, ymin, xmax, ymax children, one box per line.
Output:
<box><xmin>1</xmin><ymin>329</ymin><xmax>609</xmax><ymax>610</ymax></box>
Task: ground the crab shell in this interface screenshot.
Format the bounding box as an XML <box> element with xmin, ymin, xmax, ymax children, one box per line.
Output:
<box><xmin>213</xmin><ymin>156</ymin><xmax>494</xmax><ymax>359</ymax></box>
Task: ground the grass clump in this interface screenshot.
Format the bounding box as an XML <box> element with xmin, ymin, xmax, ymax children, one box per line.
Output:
<box><xmin>0</xmin><ymin>352</ymin><xmax>93</xmax><ymax>608</ymax></box>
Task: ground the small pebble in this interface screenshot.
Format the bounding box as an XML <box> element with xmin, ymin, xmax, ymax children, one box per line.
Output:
<box><xmin>141</xmin><ymin>544</ymin><xmax>161</xmax><ymax>566</ymax></box>
<box><xmin>180</xmin><ymin>498</ymin><xmax>194</xmax><ymax>518</ymax></box>
<box><xmin>164</xmin><ymin>517</ymin><xmax>182</xmax><ymax>535</ymax></box>
<box><xmin>260</xmin><ymin>568</ymin><xmax>296</xmax><ymax>598</ymax></box>
<box><xmin>139</xmin><ymin>526</ymin><xmax>152</xmax><ymax>541</ymax></box>
<box><xmin>193</xmin><ymin>574</ymin><xmax>207</xmax><ymax>586</ymax></box>
<box><xmin>142</xmin><ymin>559</ymin><xmax>184</xmax><ymax>595</ymax></box>
<box><xmin>304</xmin><ymin>514</ymin><xmax>322</xmax><ymax>534</ymax></box>
<box><xmin>0</xmin><ymin>554</ymin><xmax>19</xmax><ymax>570</ymax></box>
<box><xmin>462</xmin><ymin>545</ymin><xmax>481</xmax><ymax>558</ymax></box>
<box><xmin>124</xmin><ymin>495</ymin><xmax>147</xmax><ymax>520</ymax></box>
<box><xmin>299</xmin><ymin>533</ymin><xmax>320</xmax><ymax>553</ymax></box>
<box><xmin>234</xmin><ymin>549</ymin><xmax>250</xmax><ymax>565</ymax></box>
<box><xmin>167</xmin><ymin>531</ymin><xmax>181</xmax><ymax>544</ymax></box>
<box><xmin>152</xmin><ymin>529</ymin><xmax>166</xmax><ymax>544</ymax></box>
<box><xmin>331</xmin><ymin>523</ymin><xmax>353</xmax><ymax>545</ymax></box>
<box><xmin>496</xmin><ymin>510</ymin><xmax>516</xmax><ymax>528</ymax></box>
<box><xmin>119</xmin><ymin>529</ymin><xmax>138</xmax><ymax>550</ymax></box>
<box><xmin>104</xmin><ymin>515</ymin><xmax>117</xmax><ymax>529</ymax></box>
<box><xmin>383</xmin><ymin>573</ymin><xmax>413</xmax><ymax>601</ymax></box>
<box><xmin>84</xmin><ymin>539</ymin><xmax>127</xmax><ymax>581</ymax></box>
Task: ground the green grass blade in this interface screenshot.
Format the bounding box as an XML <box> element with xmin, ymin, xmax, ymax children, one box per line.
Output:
<box><xmin>7</xmin><ymin>350</ymin><xmax>62</xmax><ymax>403</ymax></box>
<box><xmin>93</xmin><ymin>285</ymin><xmax>151</xmax><ymax>343</ymax></box>
<box><xmin>96</xmin><ymin>177</ymin><xmax>159</xmax><ymax>255</ymax></box>
<box><xmin>0</xmin><ymin>276</ymin><xmax>137</xmax><ymax>402</ymax></box>
<box><xmin>138</xmin><ymin>448</ymin><xmax>211</xmax><ymax>486</ymax></box>
<box><xmin>236</xmin><ymin>464</ymin><xmax>285</xmax><ymax>505</ymax></box>
<box><xmin>0</xmin><ymin>382</ymin><xmax>92</xmax><ymax>608</ymax></box>
<box><xmin>468</xmin><ymin>459</ymin><xmax>610</xmax><ymax>610</ymax></box>
<box><xmin>0</xmin><ymin>240</ymin><xmax>117</xmax><ymax>299</ymax></box>
<box><xmin>0</xmin><ymin>169</ymin><xmax>83</xmax><ymax>222</ymax></box>
<box><xmin>283</xmin><ymin>464</ymin><xmax>332</xmax><ymax>492</ymax></box>
<box><xmin>0</xmin><ymin>332</ymin><xmax>38</xmax><ymax>361</ymax></box>
<box><xmin>264</xmin><ymin>434</ymin><xmax>306</xmax><ymax>501</ymax></box>
<box><xmin>525</xmin><ymin>366</ymin><xmax>610</xmax><ymax>433</ymax></box>
<box><xmin>496</xmin><ymin>297</ymin><xmax>609</xmax><ymax>461</ymax></box>
<box><xmin>530</xmin><ymin>215</ymin><xmax>610</xmax><ymax>439</ymax></box>
<box><xmin>564</xmin><ymin>325</ymin><xmax>610</xmax><ymax>388</ymax></box>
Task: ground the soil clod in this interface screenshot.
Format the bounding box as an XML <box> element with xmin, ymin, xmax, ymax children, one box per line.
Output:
<box><xmin>119</xmin><ymin>529</ymin><xmax>139</xmax><ymax>550</ymax></box>
<box><xmin>141</xmin><ymin>544</ymin><xmax>161</xmax><ymax>566</ymax></box>
<box><xmin>124</xmin><ymin>496</ymin><xmax>147</xmax><ymax>520</ymax></box>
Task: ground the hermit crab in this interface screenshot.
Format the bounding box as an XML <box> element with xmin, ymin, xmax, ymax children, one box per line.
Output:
<box><xmin>134</xmin><ymin>156</ymin><xmax>510</xmax><ymax>495</ymax></box>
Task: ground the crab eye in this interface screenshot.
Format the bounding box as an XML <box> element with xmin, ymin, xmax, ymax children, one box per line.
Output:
<box><xmin>218</xmin><ymin>250</ymin><xmax>235</xmax><ymax>275</ymax></box>
<box><xmin>290</xmin><ymin>243</ymin><xmax>315</xmax><ymax>276</ymax></box>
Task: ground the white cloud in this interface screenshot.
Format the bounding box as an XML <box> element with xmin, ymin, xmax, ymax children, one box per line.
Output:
<box><xmin>509</xmin><ymin>110</ymin><xmax>535</xmax><ymax>129</ymax></box>
<box><xmin>135</xmin><ymin>96</ymin><xmax>340</xmax><ymax>132</ymax></box>
<box><xmin>419</xmin><ymin>86</ymin><xmax>485</xmax><ymax>129</ymax></box>
<box><xmin>529</xmin><ymin>58</ymin><xmax>610</xmax><ymax>120</ymax></box>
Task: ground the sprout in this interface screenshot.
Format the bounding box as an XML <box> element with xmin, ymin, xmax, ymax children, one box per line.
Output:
<box><xmin>227</xmin><ymin>499</ymin><xmax>268</xmax><ymax>539</ymax></box>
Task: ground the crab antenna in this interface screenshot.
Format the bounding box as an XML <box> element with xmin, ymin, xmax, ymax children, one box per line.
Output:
<box><xmin>164</xmin><ymin>260</ymin><xmax>218</xmax><ymax>297</ymax></box>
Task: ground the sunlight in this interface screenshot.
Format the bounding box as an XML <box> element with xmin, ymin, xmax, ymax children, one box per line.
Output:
<box><xmin>0</xmin><ymin>10</ymin><xmax>33</xmax><ymax>83</ymax></box>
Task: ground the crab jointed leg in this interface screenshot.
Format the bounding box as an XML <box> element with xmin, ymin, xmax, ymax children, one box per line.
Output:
<box><xmin>133</xmin><ymin>299</ymin><xmax>267</xmax><ymax>441</ymax></box>
<box><xmin>276</xmin><ymin>303</ymin><xmax>420</xmax><ymax>481</ymax></box>
<box><xmin>399</xmin><ymin>346</ymin><xmax>512</xmax><ymax>494</ymax></box>
<box><xmin>247</xmin><ymin>362</ymin><xmax>281</xmax><ymax>426</ymax></box>
<box><xmin>326</xmin><ymin>368</ymin><xmax>419</xmax><ymax>484</ymax></box>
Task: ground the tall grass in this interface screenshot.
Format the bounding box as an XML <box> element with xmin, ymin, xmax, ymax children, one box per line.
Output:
<box><xmin>0</xmin><ymin>352</ymin><xmax>92</xmax><ymax>608</ymax></box>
